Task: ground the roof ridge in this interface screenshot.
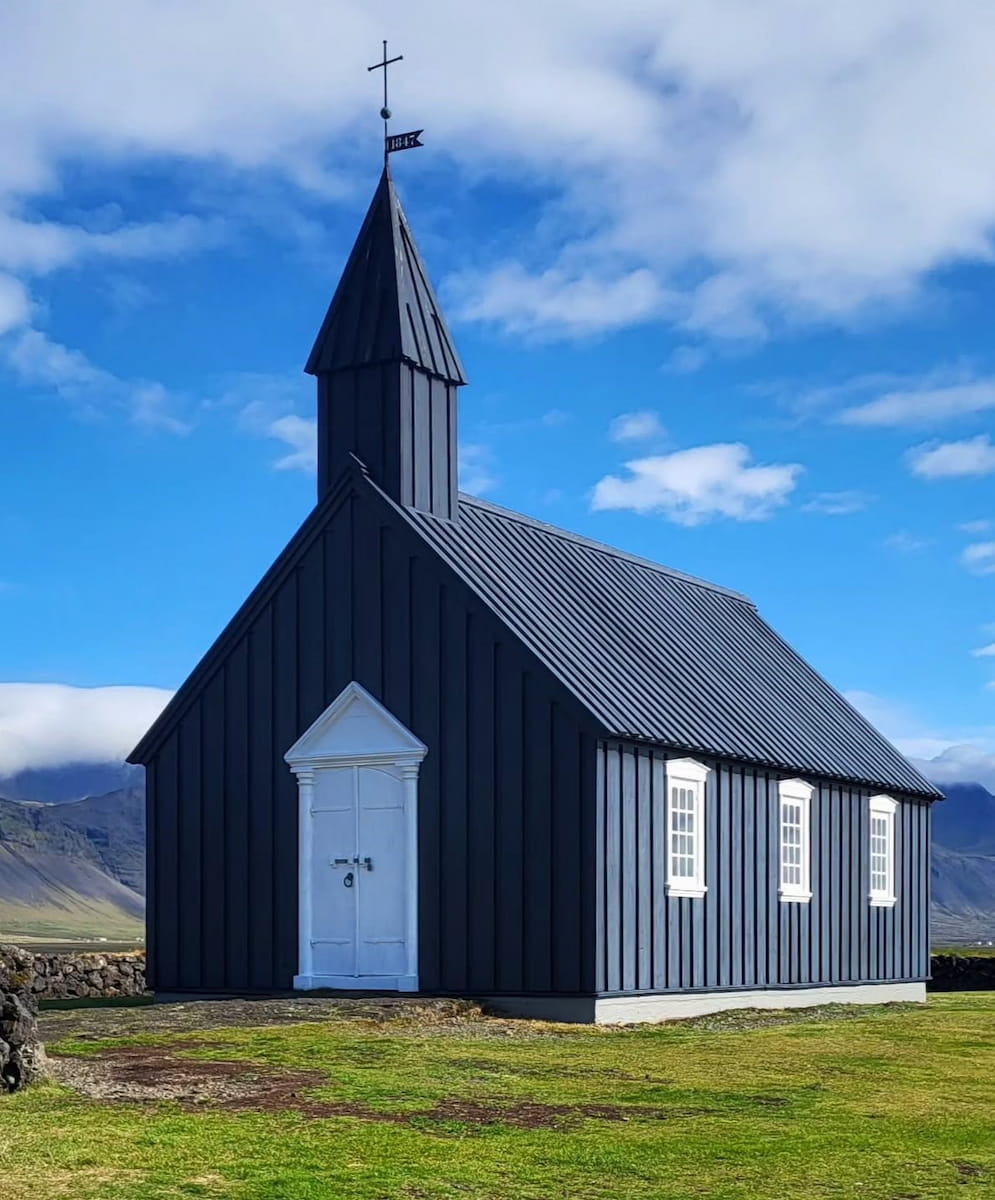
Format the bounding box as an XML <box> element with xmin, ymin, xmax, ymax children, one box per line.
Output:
<box><xmin>455</xmin><ymin>493</ymin><xmax>753</xmax><ymax>604</ymax></box>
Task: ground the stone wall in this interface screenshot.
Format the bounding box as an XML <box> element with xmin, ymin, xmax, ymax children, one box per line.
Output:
<box><xmin>0</xmin><ymin>944</ymin><xmax>147</xmax><ymax>1001</ymax></box>
<box><xmin>929</xmin><ymin>953</ymin><xmax>995</xmax><ymax>991</ymax></box>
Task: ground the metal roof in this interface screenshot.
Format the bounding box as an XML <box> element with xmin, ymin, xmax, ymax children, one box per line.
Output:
<box><xmin>385</xmin><ymin>488</ymin><xmax>939</xmax><ymax>798</ymax></box>
<box><xmin>305</xmin><ymin>166</ymin><xmax>466</xmax><ymax>384</ymax></box>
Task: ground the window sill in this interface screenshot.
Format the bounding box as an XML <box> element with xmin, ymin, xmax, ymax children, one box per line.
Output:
<box><xmin>778</xmin><ymin>890</ymin><xmax>812</xmax><ymax>903</ymax></box>
<box><xmin>869</xmin><ymin>895</ymin><xmax>896</xmax><ymax>908</ymax></box>
<box><xmin>666</xmin><ymin>884</ymin><xmax>707</xmax><ymax>899</ymax></box>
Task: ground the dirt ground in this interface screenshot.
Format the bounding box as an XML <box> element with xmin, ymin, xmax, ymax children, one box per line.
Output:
<box><xmin>40</xmin><ymin>996</ymin><xmax>674</xmax><ymax>1129</ymax></box>
<box><xmin>38</xmin><ymin>995</ymin><xmax>486</xmax><ymax>1042</ymax></box>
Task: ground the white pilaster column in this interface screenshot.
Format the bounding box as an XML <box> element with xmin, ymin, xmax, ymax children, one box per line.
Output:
<box><xmin>294</xmin><ymin>768</ymin><xmax>315</xmax><ymax>988</ymax></box>
<box><xmin>400</xmin><ymin>760</ymin><xmax>420</xmax><ymax>990</ymax></box>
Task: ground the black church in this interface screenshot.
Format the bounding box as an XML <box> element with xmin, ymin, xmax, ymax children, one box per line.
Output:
<box><xmin>130</xmin><ymin>158</ymin><xmax>939</xmax><ymax>1022</ymax></box>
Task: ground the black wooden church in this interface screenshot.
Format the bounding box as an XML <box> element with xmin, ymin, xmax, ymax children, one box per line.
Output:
<box><xmin>130</xmin><ymin>152</ymin><xmax>940</xmax><ymax>1021</ymax></box>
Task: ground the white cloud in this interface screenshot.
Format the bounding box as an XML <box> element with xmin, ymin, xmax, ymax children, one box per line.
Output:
<box><xmin>884</xmin><ymin>531</ymin><xmax>931</xmax><ymax>554</ymax></box>
<box><xmin>269</xmin><ymin>414</ymin><xmax>317</xmax><ymax>472</ymax></box>
<box><xmin>845</xmin><ymin>690</ymin><xmax>995</xmax><ymax>788</ymax></box>
<box><xmin>971</xmin><ymin>643</ymin><xmax>995</xmax><ymax>657</ymax></box>
<box><xmin>591</xmin><ymin>442</ymin><xmax>802</xmax><ymax>525</ymax></box>
<box><xmin>609</xmin><ymin>410</ymin><xmax>666</xmax><ymax>443</ymax></box>
<box><xmin>839</xmin><ymin>381</ymin><xmax>995</xmax><ymax>427</ymax></box>
<box><xmin>0</xmin><ymin>273</ymin><xmax>30</xmax><ymax>335</ymax></box>
<box><xmin>907</xmin><ymin>435</ymin><xmax>995</xmax><ymax>479</ymax></box>
<box><xmin>3</xmin><ymin>328</ymin><xmax>191</xmax><ymax>433</ymax></box>
<box><xmin>459</xmin><ymin>443</ymin><xmax>498</xmax><ymax>495</ymax></box>
<box><xmin>962</xmin><ymin>542</ymin><xmax>995</xmax><ymax>576</ymax></box>
<box><xmin>960</xmin><ymin>519</ymin><xmax>993</xmax><ymax>534</ymax></box>
<box><xmin>666</xmin><ymin>345</ymin><xmax>707</xmax><ymax>374</ymax></box>
<box><xmin>914</xmin><ymin>745</ymin><xmax>995</xmax><ymax>794</ymax></box>
<box><xmin>801</xmin><ymin>490</ymin><xmax>871</xmax><ymax>516</ymax></box>
<box><xmin>0</xmin><ymin>682</ymin><xmax>173</xmax><ymax>777</ymax></box>
<box><xmin>451</xmin><ymin>265</ymin><xmax>670</xmax><ymax>339</ymax></box>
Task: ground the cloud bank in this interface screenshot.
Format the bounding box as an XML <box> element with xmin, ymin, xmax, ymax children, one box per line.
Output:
<box><xmin>0</xmin><ymin>683</ymin><xmax>173</xmax><ymax>777</ymax></box>
<box><xmin>4</xmin><ymin>0</ymin><xmax>995</xmax><ymax>352</ymax></box>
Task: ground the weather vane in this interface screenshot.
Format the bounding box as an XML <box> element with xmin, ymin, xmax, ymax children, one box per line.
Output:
<box><xmin>368</xmin><ymin>40</ymin><xmax>423</xmax><ymax>165</ymax></box>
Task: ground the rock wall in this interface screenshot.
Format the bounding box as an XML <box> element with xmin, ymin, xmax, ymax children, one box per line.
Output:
<box><xmin>929</xmin><ymin>953</ymin><xmax>995</xmax><ymax>991</ymax></box>
<box><xmin>0</xmin><ymin>954</ymin><xmax>47</xmax><ymax>1090</ymax></box>
<box><xmin>0</xmin><ymin>944</ymin><xmax>146</xmax><ymax>1000</ymax></box>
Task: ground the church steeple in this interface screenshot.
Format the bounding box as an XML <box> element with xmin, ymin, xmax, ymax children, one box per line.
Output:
<box><xmin>306</xmin><ymin>165</ymin><xmax>466</xmax><ymax>520</ymax></box>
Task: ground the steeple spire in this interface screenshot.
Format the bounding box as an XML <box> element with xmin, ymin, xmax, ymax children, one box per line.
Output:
<box><xmin>306</xmin><ymin>165</ymin><xmax>466</xmax><ymax>519</ymax></box>
<box><xmin>305</xmin><ymin>167</ymin><xmax>465</xmax><ymax>384</ymax></box>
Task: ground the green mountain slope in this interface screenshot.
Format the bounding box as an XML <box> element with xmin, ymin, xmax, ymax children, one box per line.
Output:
<box><xmin>0</xmin><ymin>789</ymin><xmax>144</xmax><ymax>940</ymax></box>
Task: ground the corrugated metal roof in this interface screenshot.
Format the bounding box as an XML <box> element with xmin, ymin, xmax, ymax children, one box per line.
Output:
<box><xmin>305</xmin><ymin>167</ymin><xmax>466</xmax><ymax>384</ymax></box>
<box><xmin>386</xmin><ymin>487</ymin><xmax>939</xmax><ymax>798</ymax></box>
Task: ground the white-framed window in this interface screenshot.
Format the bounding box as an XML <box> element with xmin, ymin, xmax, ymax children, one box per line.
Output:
<box><xmin>778</xmin><ymin>779</ymin><xmax>813</xmax><ymax>903</ymax></box>
<box><xmin>664</xmin><ymin>758</ymin><xmax>711</xmax><ymax>898</ymax></box>
<box><xmin>869</xmin><ymin>794</ymin><xmax>897</xmax><ymax>907</ymax></box>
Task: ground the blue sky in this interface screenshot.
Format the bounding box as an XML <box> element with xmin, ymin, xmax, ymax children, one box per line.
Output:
<box><xmin>0</xmin><ymin>0</ymin><xmax>993</xmax><ymax>787</ymax></box>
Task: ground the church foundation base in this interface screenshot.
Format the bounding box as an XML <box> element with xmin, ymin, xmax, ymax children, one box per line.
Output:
<box><xmin>483</xmin><ymin>981</ymin><xmax>927</xmax><ymax>1025</ymax></box>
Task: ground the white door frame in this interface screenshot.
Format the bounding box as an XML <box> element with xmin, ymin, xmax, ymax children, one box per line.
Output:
<box><xmin>285</xmin><ymin>682</ymin><xmax>426</xmax><ymax>992</ymax></box>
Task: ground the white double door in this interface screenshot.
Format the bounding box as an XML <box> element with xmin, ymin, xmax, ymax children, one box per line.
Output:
<box><xmin>310</xmin><ymin>762</ymin><xmax>412</xmax><ymax>985</ymax></box>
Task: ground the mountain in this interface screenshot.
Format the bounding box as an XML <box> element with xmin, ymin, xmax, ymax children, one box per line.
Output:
<box><xmin>0</xmin><ymin>782</ymin><xmax>144</xmax><ymax>941</ymax></box>
<box><xmin>0</xmin><ymin>762</ymin><xmax>143</xmax><ymax>805</ymax></box>
<box><xmin>930</xmin><ymin>782</ymin><xmax>995</xmax><ymax>944</ymax></box>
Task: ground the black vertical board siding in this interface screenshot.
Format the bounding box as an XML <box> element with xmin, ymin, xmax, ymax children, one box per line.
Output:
<box><xmin>412</xmin><ymin>372</ymin><xmax>432</xmax><ymax>513</ymax></box>
<box><xmin>224</xmin><ymin>642</ymin><xmax>250</xmax><ymax>991</ymax></box>
<box><xmin>466</xmin><ymin>630</ymin><xmax>497</xmax><ymax>991</ymax></box>
<box><xmin>818</xmin><ymin>789</ymin><xmax>831</xmax><ymax>983</ymax></box>
<box><xmin>523</xmin><ymin>676</ymin><xmax>553</xmax><ymax>992</ymax></box>
<box><xmin>352</xmin><ymin>498</ymin><xmax>383</xmax><ymax>691</ymax></box>
<box><xmin>440</xmin><ymin>590</ymin><xmax>469</xmax><ymax>990</ymax></box>
<box><xmin>620</xmin><ymin>748</ymin><xmax>638</xmax><ymax>992</ymax></box>
<box><xmin>410</xmin><ymin>553</ymin><xmax>442</xmax><ymax>991</ymax></box>
<box><xmin>730</xmin><ymin>770</ymin><xmax>744</xmax><ymax>986</ymax></box>
<box><xmin>741</xmin><ymin>772</ymin><xmax>755</xmax><ymax>988</ymax></box>
<box><xmin>552</xmin><ymin>708</ymin><xmax>583</xmax><ymax>993</ymax></box>
<box><xmin>144</xmin><ymin>476</ymin><xmax>596</xmax><ymax>996</ymax></box>
<box><xmin>144</xmin><ymin>761</ymin><xmax>157</xmax><ymax>990</ymax></box>
<box><xmin>595</xmin><ymin>743</ymin><xmax>607</xmax><ymax>994</ymax></box>
<box><xmin>597</xmin><ymin>742</ymin><xmax>931</xmax><ymax>996</ymax></box>
<box><xmin>247</xmin><ymin>608</ymin><xmax>275</xmax><ymax>990</ymax></box>
<box><xmin>493</xmin><ymin>642</ymin><xmax>525</xmax><ymax>992</ymax></box>
<box><xmin>651</xmin><ymin>754</ymin><xmax>668</xmax><ymax>991</ymax></box>
<box><xmin>296</xmin><ymin>538</ymin><xmax>325</xmax><ymax>729</ymax></box>
<box><xmin>200</xmin><ymin>671</ymin><xmax>226</xmax><ymax>990</ymax></box>
<box><xmin>177</xmin><ymin>709</ymin><xmax>202</xmax><ymax>990</ymax></box>
<box><xmin>636</xmin><ymin>750</ymin><xmax>653</xmax><ymax>992</ymax></box>
<box><xmin>604</xmin><ymin>744</ymin><xmax>622</xmax><ymax>993</ymax></box>
<box><xmin>271</xmin><ymin>574</ymin><xmax>300</xmax><ymax>989</ymax></box>
<box><xmin>153</xmin><ymin>734</ymin><xmax>179</xmax><ymax>988</ymax></box>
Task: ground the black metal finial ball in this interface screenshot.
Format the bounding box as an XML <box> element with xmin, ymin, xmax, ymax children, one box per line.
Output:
<box><xmin>380</xmin><ymin>106</ymin><xmax>392</xmax><ymax>120</ymax></box>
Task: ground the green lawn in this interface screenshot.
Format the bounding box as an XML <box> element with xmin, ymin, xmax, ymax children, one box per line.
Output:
<box><xmin>3</xmin><ymin>994</ymin><xmax>995</xmax><ymax>1199</ymax></box>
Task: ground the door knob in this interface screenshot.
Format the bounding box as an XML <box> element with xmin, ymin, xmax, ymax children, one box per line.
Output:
<box><xmin>343</xmin><ymin>872</ymin><xmax>354</xmax><ymax>888</ymax></box>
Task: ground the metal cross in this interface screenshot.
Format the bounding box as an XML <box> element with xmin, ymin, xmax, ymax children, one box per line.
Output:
<box><xmin>368</xmin><ymin>40</ymin><xmax>403</xmax><ymax>164</ymax></box>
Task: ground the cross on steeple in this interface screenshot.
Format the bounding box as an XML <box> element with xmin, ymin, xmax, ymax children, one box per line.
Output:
<box><xmin>368</xmin><ymin>40</ymin><xmax>403</xmax><ymax>164</ymax></box>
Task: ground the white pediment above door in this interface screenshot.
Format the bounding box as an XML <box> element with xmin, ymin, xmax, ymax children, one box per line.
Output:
<box><xmin>284</xmin><ymin>681</ymin><xmax>426</xmax><ymax>768</ymax></box>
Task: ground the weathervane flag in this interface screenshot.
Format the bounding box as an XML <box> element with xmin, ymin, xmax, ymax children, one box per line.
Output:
<box><xmin>386</xmin><ymin>130</ymin><xmax>424</xmax><ymax>154</ymax></box>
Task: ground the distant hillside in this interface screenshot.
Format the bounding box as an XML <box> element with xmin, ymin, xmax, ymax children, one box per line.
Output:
<box><xmin>0</xmin><ymin>783</ymin><xmax>144</xmax><ymax>941</ymax></box>
<box><xmin>930</xmin><ymin>782</ymin><xmax>995</xmax><ymax>944</ymax></box>
<box><xmin>0</xmin><ymin>761</ymin><xmax>143</xmax><ymax>805</ymax></box>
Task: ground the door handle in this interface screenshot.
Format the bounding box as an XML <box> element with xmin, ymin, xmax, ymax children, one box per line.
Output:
<box><xmin>354</xmin><ymin>856</ymin><xmax>373</xmax><ymax>871</ymax></box>
<box><xmin>343</xmin><ymin>871</ymin><xmax>354</xmax><ymax>888</ymax></box>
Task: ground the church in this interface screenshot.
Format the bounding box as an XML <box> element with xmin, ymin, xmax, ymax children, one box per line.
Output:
<box><xmin>129</xmin><ymin>151</ymin><xmax>940</xmax><ymax>1022</ymax></box>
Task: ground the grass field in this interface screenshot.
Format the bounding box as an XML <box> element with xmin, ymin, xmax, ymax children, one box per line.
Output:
<box><xmin>2</xmin><ymin>993</ymin><xmax>995</xmax><ymax>1199</ymax></box>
